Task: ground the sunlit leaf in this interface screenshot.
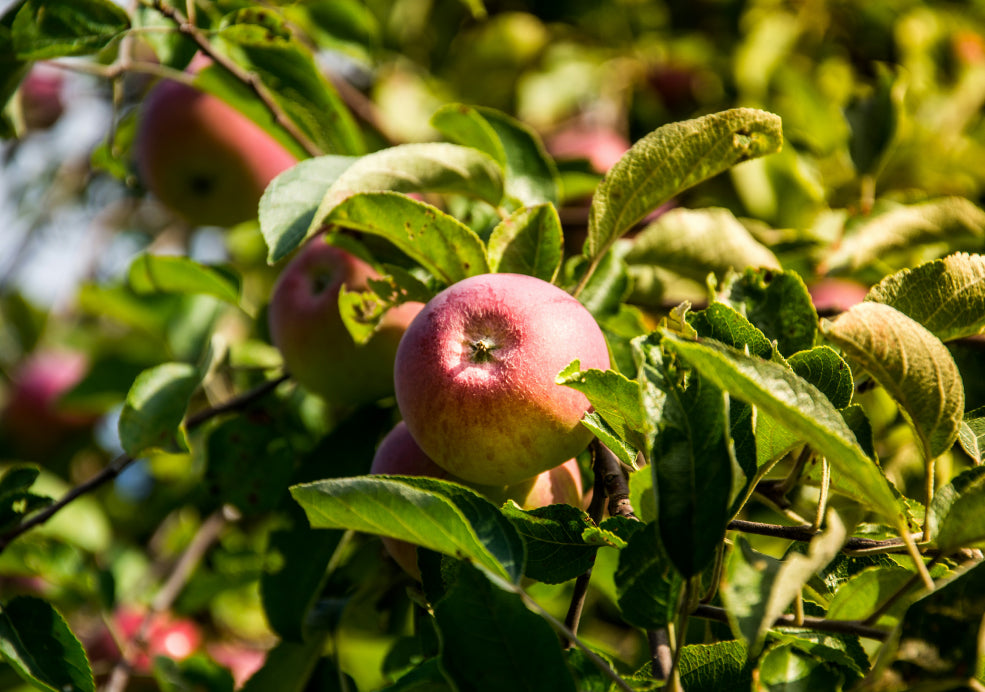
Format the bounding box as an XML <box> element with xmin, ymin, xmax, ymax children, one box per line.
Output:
<box><xmin>128</xmin><ymin>255</ymin><xmax>240</xmax><ymax>304</ymax></box>
<box><xmin>926</xmin><ymin>466</ymin><xmax>985</xmax><ymax>553</ymax></box>
<box><xmin>500</xmin><ymin>502</ymin><xmax>599</xmax><ymax>584</ymax></box>
<box><xmin>958</xmin><ymin>405</ymin><xmax>985</xmax><ymax>464</ymax></box>
<box><xmin>487</xmin><ymin>203</ymin><xmax>562</xmax><ymax>281</ymax></box>
<box><xmin>11</xmin><ymin>0</ymin><xmax>129</xmax><ymax>59</ymax></box>
<box><xmin>724</xmin><ymin>267</ymin><xmax>817</xmax><ymax>357</ymax></box>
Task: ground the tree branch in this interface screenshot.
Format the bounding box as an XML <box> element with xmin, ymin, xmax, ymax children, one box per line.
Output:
<box><xmin>691</xmin><ymin>604</ymin><xmax>890</xmax><ymax>642</ymax></box>
<box><xmin>0</xmin><ymin>373</ymin><xmax>289</xmax><ymax>554</ymax></box>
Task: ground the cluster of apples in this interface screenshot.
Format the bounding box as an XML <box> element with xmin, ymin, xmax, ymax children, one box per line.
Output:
<box><xmin>267</xmin><ymin>237</ymin><xmax>611</xmax><ymax>578</ymax></box>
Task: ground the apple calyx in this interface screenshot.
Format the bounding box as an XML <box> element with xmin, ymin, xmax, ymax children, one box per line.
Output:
<box><xmin>468</xmin><ymin>337</ymin><xmax>500</xmax><ymax>364</ymax></box>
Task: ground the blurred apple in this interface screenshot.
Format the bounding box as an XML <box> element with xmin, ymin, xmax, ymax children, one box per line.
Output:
<box><xmin>134</xmin><ymin>55</ymin><xmax>297</xmax><ymax>227</ymax></box>
<box><xmin>206</xmin><ymin>642</ymin><xmax>267</xmax><ymax>688</ymax></box>
<box><xmin>808</xmin><ymin>277</ymin><xmax>869</xmax><ymax>316</ymax></box>
<box><xmin>18</xmin><ymin>62</ymin><xmax>64</xmax><ymax>131</ymax></box>
<box><xmin>546</xmin><ymin>124</ymin><xmax>630</xmax><ymax>173</ymax></box>
<box><xmin>87</xmin><ymin>606</ymin><xmax>202</xmax><ymax>674</ymax></box>
<box><xmin>1</xmin><ymin>349</ymin><xmax>92</xmax><ymax>456</ymax></box>
<box><xmin>268</xmin><ymin>237</ymin><xmax>423</xmax><ymax>407</ymax></box>
<box><xmin>504</xmin><ymin>457</ymin><xmax>583</xmax><ymax>510</ymax></box>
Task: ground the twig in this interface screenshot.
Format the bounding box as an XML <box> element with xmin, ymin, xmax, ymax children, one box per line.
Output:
<box><xmin>727</xmin><ymin>519</ymin><xmax>927</xmax><ymax>554</ymax></box>
<box><xmin>0</xmin><ymin>373</ymin><xmax>289</xmax><ymax>554</ymax></box>
<box><xmin>691</xmin><ymin>604</ymin><xmax>890</xmax><ymax>641</ymax></box>
<box><xmin>148</xmin><ymin>0</ymin><xmax>323</xmax><ymax>157</ymax></box>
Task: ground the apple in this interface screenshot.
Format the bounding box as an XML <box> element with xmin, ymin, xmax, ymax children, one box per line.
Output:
<box><xmin>808</xmin><ymin>277</ymin><xmax>869</xmax><ymax>316</ymax></box>
<box><xmin>18</xmin><ymin>63</ymin><xmax>64</xmax><ymax>131</ymax></box>
<box><xmin>370</xmin><ymin>421</ymin><xmax>584</xmax><ymax>578</ymax></box>
<box><xmin>134</xmin><ymin>55</ymin><xmax>297</xmax><ymax>227</ymax></box>
<box><xmin>268</xmin><ymin>238</ymin><xmax>423</xmax><ymax>407</ymax></box>
<box><xmin>546</xmin><ymin>125</ymin><xmax>630</xmax><ymax>174</ymax></box>
<box><xmin>86</xmin><ymin>606</ymin><xmax>201</xmax><ymax>674</ymax></box>
<box><xmin>1</xmin><ymin>349</ymin><xmax>92</xmax><ymax>455</ymax></box>
<box><xmin>394</xmin><ymin>272</ymin><xmax>610</xmax><ymax>486</ymax></box>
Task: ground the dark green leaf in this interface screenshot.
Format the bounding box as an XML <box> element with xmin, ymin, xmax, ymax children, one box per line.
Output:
<box><xmin>474</xmin><ymin>106</ymin><xmax>559</xmax><ymax>206</ymax></box>
<box><xmin>434</xmin><ymin>564</ymin><xmax>576</xmax><ymax>692</ymax></box>
<box><xmin>128</xmin><ymin>255</ymin><xmax>240</xmax><ymax>304</ymax></box>
<box><xmin>325</xmin><ymin>192</ymin><xmax>490</xmax><ymax>285</ymax></box>
<box><xmin>240</xmin><ymin>633</ymin><xmax>330</xmax><ymax>692</ymax></box>
<box><xmin>926</xmin><ymin>466</ymin><xmax>985</xmax><ymax>553</ymax></box>
<box><xmin>724</xmin><ymin>267</ymin><xmax>817</xmax><ymax>357</ymax></box>
<box><xmin>688</xmin><ymin>302</ymin><xmax>773</xmax><ymax>359</ymax></box>
<box><xmin>758</xmin><ymin>643</ymin><xmax>845</xmax><ymax>691</ymax></box>
<box><xmin>117</xmin><ymin>362</ymin><xmax>200</xmax><ymax>458</ymax></box>
<box><xmin>586</xmin><ymin>108</ymin><xmax>782</xmax><ymax>263</ymax></box>
<box><xmin>487</xmin><ymin>203</ymin><xmax>563</xmax><ymax>281</ymax></box>
<box><xmin>788</xmin><ymin>346</ymin><xmax>853</xmax><ymax>410</ymax></box>
<box><xmin>677</xmin><ymin>641</ymin><xmax>754</xmax><ymax>692</ymax></box>
<box><xmin>614</xmin><ymin>522</ymin><xmax>684</xmax><ymax>629</ymax></box>
<box><xmin>0</xmin><ymin>596</ymin><xmax>94</xmax><ymax>692</ymax></box>
<box><xmin>291</xmin><ymin>476</ymin><xmax>525</xmax><ymax>583</ymax></box>
<box><xmin>566</xmin><ymin>246</ymin><xmax>631</xmax><ymax>318</ymax></box>
<box><xmin>154</xmin><ymin>655</ymin><xmax>235</xmax><ymax>692</ymax></box>
<box><xmin>846</xmin><ymin>64</ymin><xmax>901</xmax><ymax>177</ymax></box>
<box><xmin>825</xmin><ymin>566</ymin><xmax>913</xmax><ymax>625</ymax></box>
<box><xmin>500</xmin><ymin>502</ymin><xmax>600</xmax><ymax>584</ymax></box>
<box><xmin>11</xmin><ymin>0</ymin><xmax>129</xmax><ymax>59</ymax></box>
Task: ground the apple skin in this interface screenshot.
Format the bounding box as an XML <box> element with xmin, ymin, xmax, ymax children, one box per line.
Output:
<box><xmin>808</xmin><ymin>278</ymin><xmax>869</xmax><ymax>316</ymax></box>
<box><xmin>370</xmin><ymin>421</ymin><xmax>583</xmax><ymax>578</ymax></box>
<box><xmin>18</xmin><ymin>63</ymin><xmax>64</xmax><ymax>131</ymax></box>
<box><xmin>394</xmin><ymin>272</ymin><xmax>610</xmax><ymax>486</ymax></box>
<box><xmin>134</xmin><ymin>58</ymin><xmax>297</xmax><ymax>227</ymax></box>
<box><xmin>268</xmin><ymin>238</ymin><xmax>423</xmax><ymax>407</ymax></box>
<box><xmin>86</xmin><ymin>606</ymin><xmax>201</xmax><ymax>674</ymax></box>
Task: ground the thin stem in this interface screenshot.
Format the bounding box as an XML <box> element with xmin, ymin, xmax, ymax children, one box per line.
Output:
<box><xmin>900</xmin><ymin>527</ymin><xmax>935</xmax><ymax>591</ymax></box>
<box><xmin>727</xmin><ymin>519</ymin><xmax>931</xmax><ymax>555</ymax></box>
<box><xmin>812</xmin><ymin>457</ymin><xmax>830</xmax><ymax>532</ymax></box>
<box><xmin>691</xmin><ymin>604</ymin><xmax>890</xmax><ymax>641</ymax></box>
<box><xmin>563</xmin><ymin>442</ymin><xmax>607</xmax><ymax>645</ymax></box>
<box><xmin>863</xmin><ymin>553</ymin><xmax>944</xmax><ymax>627</ymax></box>
<box><xmin>923</xmin><ymin>454</ymin><xmax>936</xmax><ymax>543</ymax></box>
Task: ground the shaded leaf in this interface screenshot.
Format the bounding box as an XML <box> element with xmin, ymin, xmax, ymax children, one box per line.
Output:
<box><xmin>615</xmin><ymin>522</ymin><xmax>684</xmax><ymax>629</ymax></box>
<box><xmin>586</xmin><ymin>108</ymin><xmax>782</xmax><ymax>262</ymax></box>
<box><xmin>431</xmin><ymin>103</ymin><xmax>507</xmax><ymax>166</ymax></box>
<box><xmin>821</xmin><ymin>302</ymin><xmax>964</xmax><ymax>459</ymax></box>
<box><xmin>926</xmin><ymin>466</ymin><xmax>985</xmax><ymax>553</ymax></box>
<box><xmin>500</xmin><ymin>502</ymin><xmax>600</xmax><ymax>583</ymax></box>
<box><xmin>687</xmin><ymin>302</ymin><xmax>773</xmax><ymax>359</ymax></box>
<box><xmin>846</xmin><ymin>64</ymin><xmax>901</xmax><ymax>177</ymax></box>
<box><xmin>788</xmin><ymin>346</ymin><xmax>853</xmax><ymax>410</ymax></box>
<box><xmin>11</xmin><ymin>0</ymin><xmax>129</xmax><ymax>59</ymax></box>
<box><xmin>117</xmin><ymin>362</ymin><xmax>200</xmax><ymax>458</ymax></box>
<box><xmin>240</xmin><ymin>633</ymin><xmax>330</xmax><ymax>692</ymax></box>
<box><xmin>625</xmin><ymin>207</ymin><xmax>781</xmax><ymax>283</ymax></box>
<box><xmin>487</xmin><ymin>203</ymin><xmax>562</xmax><ymax>281</ymax></box>
<box><xmin>325</xmin><ymin>192</ymin><xmax>490</xmax><ymax>285</ymax></box>
<box><xmin>128</xmin><ymin>255</ymin><xmax>240</xmax><ymax>304</ymax></box>
<box><xmin>0</xmin><ymin>596</ymin><xmax>94</xmax><ymax>692</ymax></box>
<box><xmin>677</xmin><ymin>641</ymin><xmax>754</xmax><ymax>692</ymax></box>
<box><xmin>865</xmin><ymin>252</ymin><xmax>985</xmax><ymax>343</ymax></box>
<box><xmin>724</xmin><ymin>267</ymin><xmax>817</xmax><ymax>357</ymax></box>
<box><xmin>958</xmin><ymin>405</ymin><xmax>985</xmax><ymax>463</ymax></box>
<box><xmin>291</xmin><ymin>476</ymin><xmax>524</xmax><ymax>583</ymax></box>
<box><xmin>825</xmin><ymin>566</ymin><xmax>913</xmax><ymax>624</ymax></box>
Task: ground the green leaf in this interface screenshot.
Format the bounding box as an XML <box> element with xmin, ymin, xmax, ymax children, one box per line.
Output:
<box><xmin>865</xmin><ymin>252</ymin><xmax>985</xmax><ymax>343</ymax></box>
<box><xmin>566</xmin><ymin>246</ymin><xmax>632</xmax><ymax>319</ymax></box>
<box><xmin>154</xmin><ymin>655</ymin><xmax>235</xmax><ymax>692</ymax></box>
<box><xmin>958</xmin><ymin>405</ymin><xmax>985</xmax><ymax>463</ymax></box>
<box><xmin>724</xmin><ymin>267</ymin><xmax>818</xmax><ymax>357</ymax></box>
<box><xmin>500</xmin><ymin>502</ymin><xmax>600</xmax><ymax>584</ymax></box>
<box><xmin>290</xmin><ymin>476</ymin><xmax>524</xmax><ymax>583</ymax></box>
<box><xmin>240</xmin><ymin>633</ymin><xmax>330</xmax><ymax>692</ymax></box>
<box><xmin>660</xmin><ymin>332</ymin><xmax>903</xmax><ymax>523</ymax></box>
<box><xmin>677</xmin><ymin>641</ymin><xmax>754</xmax><ymax>692</ymax></box>
<box><xmin>0</xmin><ymin>596</ymin><xmax>94</xmax><ymax>692</ymax></box>
<box><xmin>823</xmin><ymin>198</ymin><xmax>985</xmax><ymax>273</ymax></box>
<box><xmin>11</xmin><ymin>0</ymin><xmax>129</xmax><ymax>59</ymax></box>
<box><xmin>825</xmin><ymin>566</ymin><xmax>913</xmax><ymax>624</ymax></box>
<box><xmin>687</xmin><ymin>302</ymin><xmax>774</xmax><ymax>360</ymax></box>
<box><xmin>259</xmin><ymin>156</ymin><xmax>357</xmax><ymax>263</ymax></box>
<box><xmin>758</xmin><ymin>642</ymin><xmax>846</xmax><ymax>691</ymax></box>
<box><xmin>821</xmin><ymin>302</ymin><xmax>964</xmax><ymax>459</ymax></box>
<box><xmin>615</xmin><ymin>522</ymin><xmax>684</xmax><ymax>630</ymax></box>
<box><xmin>926</xmin><ymin>466</ymin><xmax>985</xmax><ymax>553</ymax></box>
<box><xmin>846</xmin><ymin>63</ymin><xmax>902</xmax><ymax>177</ymax></box>
<box><xmin>430</xmin><ymin>103</ymin><xmax>507</xmax><ymax>166</ymax></box>
<box><xmin>625</xmin><ymin>208</ymin><xmax>781</xmax><ymax>283</ymax></box>
<box><xmin>585</xmin><ymin>108</ymin><xmax>783</xmax><ymax>262</ymax></box>
<box><xmin>0</xmin><ymin>466</ymin><xmax>51</xmax><ymax>534</ymax></box>
<box><xmin>310</xmin><ymin>143</ymin><xmax>505</xmax><ymax>234</ymax></box>
<box><xmin>325</xmin><ymin>192</ymin><xmax>490</xmax><ymax>285</ymax></box>
<box><xmin>787</xmin><ymin>346</ymin><xmax>853</xmax><ymax>410</ymax></box>
<box><xmin>117</xmin><ymin>362</ymin><xmax>200</xmax><ymax>458</ymax></box>
<box><xmin>473</xmin><ymin>106</ymin><xmax>559</xmax><ymax>206</ymax></box>
<box><xmin>487</xmin><ymin>203</ymin><xmax>563</xmax><ymax>282</ymax></box>
<box><xmin>434</xmin><ymin>564</ymin><xmax>576</xmax><ymax>692</ymax></box>
<box><xmin>216</xmin><ymin>9</ymin><xmax>363</xmax><ymax>156</ymax></box>
<box><xmin>128</xmin><ymin>255</ymin><xmax>240</xmax><ymax>304</ymax></box>
<box><xmin>889</xmin><ymin>560</ymin><xmax>985</xmax><ymax>686</ymax></box>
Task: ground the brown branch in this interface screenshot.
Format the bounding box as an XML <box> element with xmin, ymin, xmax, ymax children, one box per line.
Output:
<box><xmin>0</xmin><ymin>373</ymin><xmax>289</xmax><ymax>554</ymax></box>
<box><xmin>691</xmin><ymin>604</ymin><xmax>890</xmax><ymax>642</ymax></box>
<box><xmin>148</xmin><ymin>0</ymin><xmax>323</xmax><ymax>157</ymax></box>
<box><xmin>727</xmin><ymin>519</ymin><xmax>926</xmax><ymax>554</ymax></box>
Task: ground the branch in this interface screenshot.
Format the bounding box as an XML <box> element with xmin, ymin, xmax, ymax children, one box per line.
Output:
<box><xmin>0</xmin><ymin>373</ymin><xmax>289</xmax><ymax>554</ymax></box>
<box><xmin>148</xmin><ymin>0</ymin><xmax>323</xmax><ymax>157</ymax></box>
<box><xmin>727</xmin><ymin>519</ymin><xmax>927</xmax><ymax>554</ymax></box>
<box><xmin>691</xmin><ymin>604</ymin><xmax>890</xmax><ymax>642</ymax></box>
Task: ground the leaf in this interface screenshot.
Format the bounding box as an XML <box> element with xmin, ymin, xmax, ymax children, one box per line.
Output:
<box><xmin>216</xmin><ymin>9</ymin><xmax>363</xmax><ymax>156</ymax></box>
<box><xmin>825</xmin><ymin>566</ymin><xmax>913</xmax><ymax>624</ymax></box>
<box><xmin>0</xmin><ymin>596</ymin><xmax>94</xmax><ymax>692</ymax></box>
<box><xmin>117</xmin><ymin>362</ymin><xmax>200</xmax><ymax>458</ymax></box>
<box><xmin>585</xmin><ymin>108</ymin><xmax>783</xmax><ymax>262</ymax></box>
<box><xmin>240</xmin><ymin>633</ymin><xmax>330</xmax><ymax>692</ymax></box>
<box><xmin>11</xmin><ymin>0</ymin><xmax>129</xmax><ymax>59</ymax></box>
<box><xmin>677</xmin><ymin>641</ymin><xmax>754</xmax><ymax>692</ymax></box>
<box><xmin>430</xmin><ymin>103</ymin><xmax>507</xmax><ymax>166</ymax></box>
<box><xmin>865</xmin><ymin>252</ymin><xmax>985</xmax><ymax>342</ymax></box>
<box><xmin>625</xmin><ymin>207</ymin><xmax>781</xmax><ymax>283</ymax></box>
<box><xmin>567</xmin><ymin>245</ymin><xmax>632</xmax><ymax>318</ymax></box>
<box><xmin>823</xmin><ymin>198</ymin><xmax>985</xmax><ymax>273</ymax></box>
<box><xmin>290</xmin><ymin>476</ymin><xmax>525</xmax><ymax>583</ymax></box>
<box><xmin>487</xmin><ymin>203</ymin><xmax>563</xmax><ymax>282</ymax></box>
<box><xmin>660</xmin><ymin>332</ymin><xmax>903</xmax><ymax>523</ymax></box>
<box><xmin>153</xmin><ymin>655</ymin><xmax>235</xmax><ymax>692</ymax></box>
<box><xmin>128</xmin><ymin>255</ymin><xmax>240</xmax><ymax>304</ymax></box>
<box><xmin>259</xmin><ymin>156</ymin><xmax>357</xmax><ymax>263</ymax></box>
<box><xmin>500</xmin><ymin>502</ymin><xmax>600</xmax><ymax>584</ymax></box>
<box><xmin>724</xmin><ymin>267</ymin><xmax>818</xmax><ymax>357</ymax></box>
<box><xmin>845</xmin><ymin>63</ymin><xmax>901</xmax><ymax>177</ymax></box>
<box><xmin>473</xmin><ymin>106</ymin><xmax>559</xmax><ymax>206</ymax></box>
<box><xmin>926</xmin><ymin>466</ymin><xmax>985</xmax><ymax>553</ymax></box>
<box><xmin>821</xmin><ymin>302</ymin><xmax>964</xmax><ymax>459</ymax></box>
<box><xmin>310</xmin><ymin>143</ymin><xmax>505</xmax><ymax>234</ymax></box>
<box><xmin>959</xmin><ymin>405</ymin><xmax>985</xmax><ymax>463</ymax></box>
<box><xmin>325</xmin><ymin>192</ymin><xmax>490</xmax><ymax>285</ymax></box>
<box><xmin>723</xmin><ymin>510</ymin><xmax>848</xmax><ymax>656</ymax></box>
<box><xmin>0</xmin><ymin>465</ymin><xmax>52</xmax><ymax>533</ymax></box>
<box><xmin>687</xmin><ymin>302</ymin><xmax>774</xmax><ymax>360</ymax></box>
<box><xmin>433</xmin><ymin>564</ymin><xmax>577</xmax><ymax>692</ymax></box>
<box><xmin>758</xmin><ymin>642</ymin><xmax>846</xmax><ymax>691</ymax></box>
<box><xmin>787</xmin><ymin>346</ymin><xmax>853</xmax><ymax>410</ymax></box>
<box><xmin>615</xmin><ymin>522</ymin><xmax>684</xmax><ymax>630</ymax></box>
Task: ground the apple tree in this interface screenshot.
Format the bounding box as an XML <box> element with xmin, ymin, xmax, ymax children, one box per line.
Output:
<box><xmin>1</xmin><ymin>1</ymin><xmax>985</xmax><ymax>691</ymax></box>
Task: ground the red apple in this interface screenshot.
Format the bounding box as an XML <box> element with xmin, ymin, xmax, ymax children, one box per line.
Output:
<box><xmin>18</xmin><ymin>63</ymin><xmax>64</xmax><ymax>131</ymax></box>
<box><xmin>394</xmin><ymin>273</ymin><xmax>610</xmax><ymax>486</ymax></box>
<box><xmin>808</xmin><ymin>277</ymin><xmax>869</xmax><ymax>315</ymax></box>
<box><xmin>1</xmin><ymin>349</ymin><xmax>92</xmax><ymax>455</ymax></box>
<box><xmin>87</xmin><ymin>606</ymin><xmax>202</xmax><ymax>674</ymax></box>
<box><xmin>546</xmin><ymin>125</ymin><xmax>630</xmax><ymax>174</ymax></box>
<box><xmin>268</xmin><ymin>238</ymin><xmax>423</xmax><ymax>407</ymax></box>
<box><xmin>134</xmin><ymin>56</ymin><xmax>297</xmax><ymax>227</ymax></box>
<box><xmin>370</xmin><ymin>421</ymin><xmax>584</xmax><ymax>578</ymax></box>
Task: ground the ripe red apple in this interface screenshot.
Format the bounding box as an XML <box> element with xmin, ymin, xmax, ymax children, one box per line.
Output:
<box><xmin>86</xmin><ymin>606</ymin><xmax>201</xmax><ymax>674</ymax></box>
<box><xmin>1</xmin><ymin>349</ymin><xmax>92</xmax><ymax>455</ymax></box>
<box><xmin>394</xmin><ymin>273</ymin><xmax>610</xmax><ymax>486</ymax></box>
<box><xmin>268</xmin><ymin>238</ymin><xmax>423</xmax><ymax>407</ymax></box>
<box><xmin>18</xmin><ymin>63</ymin><xmax>64</xmax><ymax>131</ymax></box>
<box><xmin>808</xmin><ymin>277</ymin><xmax>869</xmax><ymax>316</ymax></box>
<box><xmin>370</xmin><ymin>421</ymin><xmax>584</xmax><ymax>578</ymax></box>
<box><xmin>134</xmin><ymin>56</ymin><xmax>297</xmax><ymax>227</ymax></box>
